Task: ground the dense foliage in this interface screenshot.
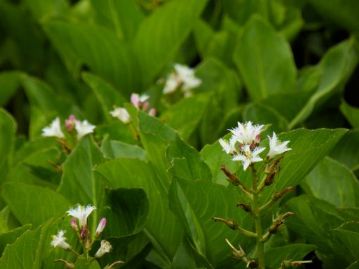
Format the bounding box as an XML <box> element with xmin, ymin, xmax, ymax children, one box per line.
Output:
<box><xmin>0</xmin><ymin>0</ymin><xmax>359</xmax><ymax>268</ymax></box>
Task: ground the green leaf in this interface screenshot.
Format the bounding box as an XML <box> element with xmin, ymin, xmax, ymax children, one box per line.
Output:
<box><xmin>161</xmin><ymin>95</ymin><xmax>208</xmax><ymax>141</ymax></box>
<box><xmin>139</xmin><ymin>112</ymin><xmax>177</xmax><ymax>184</ymax></box>
<box><xmin>264</xmin><ymin>244</ymin><xmax>316</xmax><ymax>269</ymax></box>
<box><xmin>21</xmin><ymin>75</ymin><xmax>72</xmax><ymax>116</ymax></box>
<box><xmin>74</xmin><ymin>258</ymin><xmax>101</xmax><ymax>269</ymax></box>
<box><xmin>243</xmin><ymin>102</ymin><xmax>289</xmax><ymax>132</ymax></box>
<box><xmin>340</xmin><ymin>100</ymin><xmax>359</xmax><ymax>128</ymax></box>
<box><xmin>104</xmin><ymin>188</ymin><xmax>149</xmax><ymax>238</ymax></box>
<box><xmin>234</xmin><ymin>16</ymin><xmax>296</xmax><ymax>100</ymax></box>
<box><xmin>331</xmin><ymin>223</ymin><xmax>359</xmax><ymax>264</ymax></box>
<box><xmin>24</xmin><ymin>0</ymin><xmax>69</xmax><ymax>20</ymax></box>
<box><xmin>330</xmin><ymin>130</ymin><xmax>359</xmax><ymax>170</ymax></box>
<box><xmin>289</xmin><ymin>39</ymin><xmax>358</xmax><ymax>128</ymax></box>
<box><xmin>167</xmin><ymin>136</ymin><xmax>212</xmax><ymax>182</ymax></box>
<box><xmin>193</xmin><ymin>20</ymin><xmax>215</xmax><ymax>58</ymax></box>
<box><xmin>0</xmin><ymin>218</ymin><xmax>78</xmax><ymax>269</ymax></box>
<box><xmin>101</xmin><ymin>139</ymin><xmax>146</xmax><ymax>160</ymax></box>
<box><xmin>307</xmin><ymin>0</ymin><xmax>359</xmax><ymax>32</ymax></box>
<box><xmin>58</xmin><ymin>137</ymin><xmax>105</xmax><ymax>219</ymax></box>
<box><xmin>169</xmin><ymin>179</ymin><xmax>251</xmax><ymax>266</ymax></box>
<box><xmin>200</xmin><ymin>140</ymin><xmax>239</xmax><ymax>186</ymax></box>
<box><xmin>95</xmin><ymin>158</ymin><xmax>182</xmax><ymax>262</ymax></box>
<box><xmin>0</xmin><ymin>109</ymin><xmax>16</xmax><ymax>182</ymax></box>
<box><xmin>255</xmin><ymin>91</ymin><xmax>312</xmax><ymax>123</ymax></box>
<box><xmin>21</xmin><ymin>75</ymin><xmax>75</xmax><ymax>138</ymax></box>
<box><xmin>0</xmin><ymin>71</ymin><xmax>22</xmax><ymax>106</ymax></box>
<box><xmin>90</xmin><ymin>0</ymin><xmax>144</xmax><ymax>40</ymax></box>
<box><xmin>346</xmin><ymin>261</ymin><xmax>359</xmax><ymax>269</ymax></box>
<box><xmin>2</xmin><ymin>182</ymin><xmax>70</xmax><ymax>227</ymax></box>
<box><xmin>286</xmin><ymin>195</ymin><xmax>350</xmax><ymax>268</ymax></box>
<box><xmin>270</xmin><ymin>128</ymin><xmax>347</xmax><ymax>193</ymax></box>
<box><xmin>0</xmin><ymin>225</ymin><xmax>31</xmax><ymax>254</ymax></box>
<box><xmin>195</xmin><ymin>58</ymin><xmax>241</xmax><ymax>144</ymax></box>
<box><xmin>169</xmin><ymin>180</ymin><xmax>208</xmax><ymax>264</ymax></box>
<box><xmin>133</xmin><ymin>0</ymin><xmax>207</xmax><ymax>87</ymax></box>
<box><xmin>82</xmin><ymin>72</ymin><xmax>126</xmax><ymax>122</ymax></box>
<box><xmin>0</xmin><ymin>227</ymin><xmax>44</xmax><ymax>269</ymax></box>
<box><xmin>302</xmin><ymin>157</ymin><xmax>359</xmax><ymax>208</ymax></box>
<box><xmin>43</xmin><ymin>20</ymin><xmax>139</xmax><ymax>93</ymax></box>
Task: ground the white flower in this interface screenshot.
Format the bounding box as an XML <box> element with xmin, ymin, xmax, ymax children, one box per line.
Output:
<box><xmin>163</xmin><ymin>73</ymin><xmax>179</xmax><ymax>94</ymax></box>
<box><xmin>42</xmin><ymin>117</ymin><xmax>64</xmax><ymax>138</ymax></box>
<box><xmin>95</xmin><ymin>240</ymin><xmax>112</xmax><ymax>258</ymax></box>
<box><xmin>230</xmin><ymin>121</ymin><xmax>264</xmax><ymax>145</ymax></box>
<box><xmin>233</xmin><ymin>145</ymin><xmax>265</xmax><ymax>170</ymax></box>
<box><xmin>110</xmin><ymin>107</ymin><xmax>130</xmax><ymax>123</ymax></box>
<box><xmin>67</xmin><ymin>205</ymin><xmax>96</xmax><ymax>228</ymax></box>
<box><xmin>174</xmin><ymin>64</ymin><xmax>202</xmax><ymax>90</ymax></box>
<box><xmin>51</xmin><ymin>230</ymin><xmax>70</xmax><ymax>250</ymax></box>
<box><xmin>219</xmin><ymin>137</ymin><xmax>236</xmax><ymax>155</ymax></box>
<box><xmin>267</xmin><ymin>132</ymin><xmax>291</xmax><ymax>159</ymax></box>
<box><xmin>163</xmin><ymin>64</ymin><xmax>202</xmax><ymax>95</ymax></box>
<box><xmin>74</xmin><ymin>120</ymin><xmax>95</xmax><ymax>139</ymax></box>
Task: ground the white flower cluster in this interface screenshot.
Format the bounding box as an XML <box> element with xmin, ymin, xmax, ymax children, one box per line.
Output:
<box><xmin>42</xmin><ymin>116</ymin><xmax>95</xmax><ymax>139</ymax></box>
<box><xmin>219</xmin><ymin>121</ymin><xmax>291</xmax><ymax>170</ymax></box>
<box><xmin>163</xmin><ymin>63</ymin><xmax>202</xmax><ymax>97</ymax></box>
<box><xmin>110</xmin><ymin>93</ymin><xmax>156</xmax><ymax>124</ymax></box>
<box><xmin>50</xmin><ymin>204</ymin><xmax>111</xmax><ymax>259</ymax></box>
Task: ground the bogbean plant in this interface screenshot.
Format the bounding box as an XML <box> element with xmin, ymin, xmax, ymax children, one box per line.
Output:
<box><xmin>215</xmin><ymin>122</ymin><xmax>310</xmax><ymax>268</ymax></box>
<box><xmin>1</xmin><ymin>1</ymin><xmax>359</xmax><ymax>268</ymax></box>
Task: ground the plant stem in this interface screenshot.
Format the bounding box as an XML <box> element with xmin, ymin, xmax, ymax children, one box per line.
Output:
<box><xmin>251</xmin><ymin>166</ymin><xmax>265</xmax><ymax>269</ymax></box>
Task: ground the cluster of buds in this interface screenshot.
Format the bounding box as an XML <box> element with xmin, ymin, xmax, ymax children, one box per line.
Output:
<box><xmin>162</xmin><ymin>63</ymin><xmax>202</xmax><ymax>97</ymax></box>
<box><xmin>110</xmin><ymin>93</ymin><xmax>156</xmax><ymax>124</ymax></box>
<box><xmin>219</xmin><ymin>122</ymin><xmax>291</xmax><ymax>171</ymax></box>
<box><xmin>51</xmin><ymin>204</ymin><xmax>123</xmax><ymax>268</ymax></box>
<box><xmin>42</xmin><ymin>115</ymin><xmax>95</xmax><ymax>140</ymax></box>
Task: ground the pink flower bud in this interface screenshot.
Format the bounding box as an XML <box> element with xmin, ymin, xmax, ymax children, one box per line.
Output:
<box><xmin>65</xmin><ymin>115</ymin><xmax>77</xmax><ymax>131</ymax></box>
<box><xmin>142</xmin><ymin>101</ymin><xmax>149</xmax><ymax>111</ymax></box>
<box><xmin>80</xmin><ymin>226</ymin><xmax>88</xmax><ymax>240</ymax></box>
<box><xmin>130</xmin><ymin>93</ymin><xmax>140</xmax><ymax>109</ymax></box>
<box><xmin>148</xmin><ymin>108</ymin><xmax>157</xmax><ymax>117</ymax></box>
<box><xmin>70</xmin><ymin>218</ymin><xmax>78</xmax><ymax>231</ymax></box>
<box><xmin>96</xmin><ymin>217</ymin><xmax>107</xmax><ymax>236</ymax></box>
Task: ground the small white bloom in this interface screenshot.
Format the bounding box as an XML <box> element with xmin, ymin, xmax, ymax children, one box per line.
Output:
<box><xmin>110</xmin><ymin>107</ymin><xmax>130</xmax><ymax>123</ymax></box>
<box><xmin>51</xmin><ymin>230</ymin><xmax>70</xmax><ymax>250</ymax></box>
<box><xmin>74</xmin><ymin>120</ymin><xmax>95</xmax><ymax>139</ymax></box>
<box><xmin>95</xmin><ymin>240</ymin><xmax>112</xmax><ymax>258</ymax></box>
<box><xmin>42</xmin><ymin>117</ymin><xmax>64</xmax><ymax>138</ymax></box>
<box><xmin>163</xmin><ymin>64</ymin><xmax>201</xmax><ymax>95</ymax></box>
<box><xmin>163</xmin><ymin>73</ymin><xmax>179</xmax><ymax>94</ymax></box>
<box><xmin>219</xmin><ymin>138</ymin><xmax>236</xmax><ymax>155</ymax></box>
<box><xmin>233</xmin><ymin>145</ymin><xmax>265</xmax><ymax>170</ymax></box>
<box><xmin>67</xmin><ymin>205</ymin><xmax>96</xmax><ymax>228</ymax></box>
<box><xmin>174</xmin><ymin>64</ymin><xmax>202</xmax><ymax>90</ymax></box>
<box><xmin>267</xmin><ymin>132</ymin><xmax>291</xmax><ymax>159</ymax></box>
<box><xmin>230</xmin><ymin>121</ymin><xmax>264</xmax><ymax>145</ymax></box>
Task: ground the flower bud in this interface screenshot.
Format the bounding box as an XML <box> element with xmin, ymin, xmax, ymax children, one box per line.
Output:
<box><xmin>65</xmin><ymin>115</ymin><xmax>77</xmax><ymax>132</ymax></box>
<box><xmin>70</xmin><ymin>218</ymin><xmax>78</xmax><ymax>231</ymax></box>
<box><xmin>148</xmin><ymin>108</ymin><xmax>157</xmax><ymax>117</ymax></box>
<box><xmin>96</xmin><ymin>217</ymin><xmax>107</xmax><ymax>236</ymax></box>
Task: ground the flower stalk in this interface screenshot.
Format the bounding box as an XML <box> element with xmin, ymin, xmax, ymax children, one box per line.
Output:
<box><xmin>215</xmin><ymin>121</ymin><xmax>303</xmax><ymax>269</ymax></box>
